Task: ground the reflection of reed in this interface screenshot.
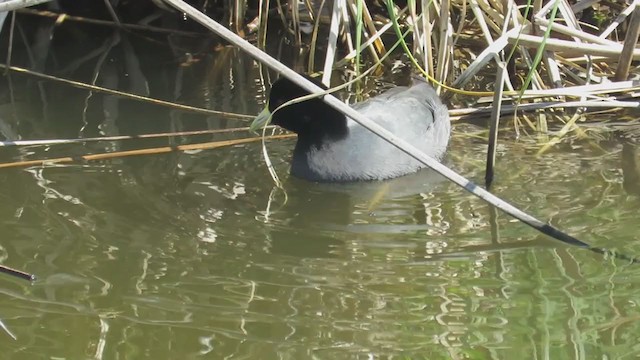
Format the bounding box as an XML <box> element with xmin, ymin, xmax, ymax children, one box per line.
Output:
<box><xmin>621</xmin><ymin>140</ymin><xmax>640</xmax><ymax>196</ymax></box>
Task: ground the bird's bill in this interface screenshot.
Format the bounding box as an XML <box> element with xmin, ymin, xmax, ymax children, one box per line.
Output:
<box><xmin>250</xmin><ymin>105</ymin><xmax>271</xmax><ymax>133</ymax></box>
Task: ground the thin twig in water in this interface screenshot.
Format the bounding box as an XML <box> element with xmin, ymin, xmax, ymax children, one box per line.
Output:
<box><xmin>0</xmin><ymin>126</ymin><xmax>274</xmax><ymax>147</ymax></box>
<box><xmin>0</xmin><ymin>64</ymin><xmax>253</xmax><ymax>120</ymax></box>
<box><xmin>261</xmin><ymin>126</ymin><xmax>286</xmax><ymax>190</ymax></box>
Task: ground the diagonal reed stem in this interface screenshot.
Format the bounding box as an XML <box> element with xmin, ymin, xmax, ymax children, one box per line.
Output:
<box><xmin>0</xmin><ymin>264</ymin><xmax>35</xmax><ymax>281</ymax></box>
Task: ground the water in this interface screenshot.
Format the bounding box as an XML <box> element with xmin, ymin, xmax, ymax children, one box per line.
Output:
<box><xmin>0</xmin><ymin>20</ymin><xmax>639</xmax><ymax>360</ymax></box>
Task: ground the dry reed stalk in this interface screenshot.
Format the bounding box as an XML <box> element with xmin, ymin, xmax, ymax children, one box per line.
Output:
<box><xmin>500</xmin><ymin>0</ymin><xmax>518</xmax><ymax>93</ymax></box>
<box><xmin>257</xmin><ymin>0</ymin><xmax>271</xmax><ymax>48</ymax></box>
<box><xmin>17</xmin><ymin>0</ymin><xmax>640</xmax><ymax>124</ymax></box>
<box><xmin>0</xmin><ymin>127</ymin><xmax>272</xmax><ymax>147</ymax></box>
<box><xmin>535</xmin><ymin>18</ymin><xmax>617</xmax><ymax>46</ymax></box>
<box><xmin>335</xmin><ymin>21</ymin><xmax>395</xmax><ymax>67</ymax></box>
<box><xmin>483</xmin><ymin>0</ymin><xmax>516</xmax><ymax>185</ymax></box>
<box><xmin>361</xmin><ymin>1</ymin><xmax>386</xmax><ymax>55</ymax></box>
<box><xmin>436</xmin><ymin>0</ymin><xmax>453</xmax><ymax>85</ymax></box>
<box><xmin>0</xmin><ymin>0</ymin><xmax>51</xmax><ymax>11</ymax></box>
<box><xmin>321</xmin><ymin>0</ymin><xmax>343</xmax><ymax>85</ymax></box>
<box><xmin>422</xmin><ymin>0</ymin><xmax>435</xmax><ymax>78</ymax></box>
<box><xmin>231</xmin><ymin>0</ymin><xmax>246</xmax><ymax>34</ymax></box>
<box><xmin>543</xmin><ymin>53</ymin><xmax>562</xmax><ymax>88</ymax></box>
<box><xmin>558</xmin><ymin>63</ymin><xmax>593</xmax><ymax>85</ymax></box>
<box><xmin>0</xmin><ymin>135</ymin><xmax>295</xmax><ymax>169</ymax></box>
<box><xmin>539</xmin><ymin>1</ymin><xmax>564</xmax><ymax>89</ymax></box>
<box><xmin>444</xmin><ymin>0</ymin><xmax>640</xmax><ymax>123</ymax></box>
<box><xmin>346</xmin><ymin>0</ymin><xmax>382</xmax><ymax>65</ymax></box>
<box><xmin>616</xmin><ymin>6</ymin><xmax>640</xmax><ymax>81</ymax></box>
<box><xmin>448</xmin><ymin>28</ymin><xmax>514</xmax><ymax>92</ymax></box>
<box><xmin>290</xmin><ymin>0</ymin><xmax>302</xmax><ymax>45</ymax></box>
<box><xmin>469</xmin><ymin>0</ymin><xmax>496</xmax><ymax>44</ymax></box>
<box><xmin>334</xmin><ymin>6</ymin><xmax>411</xmax><ymax>68</ymax></box>
<box><xmin>307</xmin><ymin>0</ymin><xmax>329</xmax><ymax>72</ymax></box>
<box><xmin>339</xmin><ymin>1</ymin><xmax>355</xmax><ymax>60</ymax></box>
<box><xmin>486</xmin><ymin>61</ymin><xmax>508</xmax><ymax>187</ymax></box>
<box><xmin>561</xmin><ymin>55</ymin><xmax>603</xmax><ymax>77</ymax></box>
<box><xmin>451</xmin><ymin>99</ymin><xmax>639</xmax><ymax>120</ymax></box>
<box><xmin>518</xmin><ymin>82</ymin><xmax>640</xmax><ymax>98</ymax></box>
<box><xmin>475</xmin><ymin>0</ymin><xmax>505</xmax><ymax>33</ymax></box>
<box><xmin>600</xmin><ymin>0</ymin><xmax>639</xmax><ymax>39</ymax></box>
<box><xmin>408</xmin><ymin>0</ymin><xmax>423</xmax><ymax>64</ymax></box>
<box><xmin>454</xmin><ymin>0</ymin><xmax>527</xmax><ymax>93</ymax></box>
<box><xmin>508</xmin><ymin>33</ymin><xmax>640</xmax><ymax>58</ymax></box>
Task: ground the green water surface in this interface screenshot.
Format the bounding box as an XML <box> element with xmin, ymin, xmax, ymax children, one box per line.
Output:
<box><xmin>0</xmin><ymin>22</ymin><xmax>639</xmax><ymax>360</ymax></box>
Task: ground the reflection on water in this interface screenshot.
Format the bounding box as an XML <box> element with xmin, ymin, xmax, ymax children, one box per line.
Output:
<box><xmin>622</xmin><ymin>140</ymin><xmax>640</xmax><ymax>196</ymax></box>
<box><xmin>0</xmin><ymin>16</ymin><xmax>639</xmax><ymax>360</ymax></box>
<box><xmin>2</xmin><ymin>129</ymin><xmax>639</xmax><ymax>359</ymax></box>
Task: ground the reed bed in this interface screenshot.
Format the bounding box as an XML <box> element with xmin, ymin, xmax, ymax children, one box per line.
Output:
<box><xmin>231</xmin><ymin>0</ymin><xmax>640</xmax><ymax>180</ymax></box>
<box><xmin>232</xmin><ymin>0</ymin><xmax>640</xmax><ymax>136</ymax></box>
<box><xmin>10</xmin><ymin>1</ymin><xmax>640</xmax><ymax>130</ymax></box>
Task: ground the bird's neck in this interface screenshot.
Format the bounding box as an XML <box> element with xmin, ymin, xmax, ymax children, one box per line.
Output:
<box><xmin>295</xmin><ymin>122</ymin><xmax>347</xmax><ymax>152</ymax></box>
<box><xmin>296</xmin><ymin>111</ymin><xmax>348</xmax><ymax>148</ymax></box>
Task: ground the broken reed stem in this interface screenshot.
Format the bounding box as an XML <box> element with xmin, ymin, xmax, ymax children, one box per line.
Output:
<box><xmin>616</xmin><ymin>5</ymin><xmax>640</xmax><ymax>81</ymax></box>
<box><xmin>0</xmin><ymin>64</ymin><xmax>253</xmax><ymax>120</ymax></box>
<box><xmin>0</xmin><ymin>134</ymin><xmax>295</xmax><ymax>169</ymax></box>
<box><xmin>0</xmin><ymin>264</ymin><xmax>35</xmax><ymax>281</ymax></box>
<box><xmin>510</xmin><ymin>33</ymin><xmax>640</xmax><ymax>59</ymax></box>
<box><xmin>485</xmin><ymin>61</ymin><xmax>507</xmax><ymax>188</ymax></box>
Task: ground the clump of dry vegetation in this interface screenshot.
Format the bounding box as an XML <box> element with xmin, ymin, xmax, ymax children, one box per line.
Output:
<box><xmin>4</xmin><ymin>0</ymin><xmax>640</xmax><ymax>150</ymax></box>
